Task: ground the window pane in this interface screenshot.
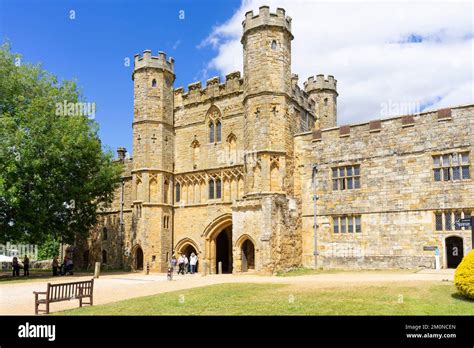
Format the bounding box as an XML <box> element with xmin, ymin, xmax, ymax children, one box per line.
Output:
<box><xmin>334</xmin><ymin>218</ymin><xmax>339</xmax><ymax>233</ymax></box>
<box><xmin>354</xmin><ymin>166</ymin><xmax>360</xmax><ymax>176</ymax></box>
<box><xmin>455</xmin><ymin>212</ymin><xmax>462</xmax><ymax>230</ymax></box>
<box><xmin>435</xmin><ymin>213</ymin><xmax>443</xmax><ymax>231</ymax></box>
<box><xmin>216</xmin><ymin>120</ymin><xmax>221</xmax><ymax>142</ymax></box>
<box><xmin>175</xmin><ymin>184</ymin><xmax>180</xmax><ymax>202</ymax></box>
<box><xmin>433</xmin><ymin>156</ymin><xmax>440</xmax><ymax>167</ymax></box>
<box><xmin>354</xmin><ymin>177</ymin><xmax>360</xmax><ymax>189</ymax></box>
<box><xmin>348</xmin><ymin>217</ymin><xmax>353</xmax><ymax>233</ymax></box>
<box><xmin>208</xmin><ymin>180</ymin><xmax>214</xmax><ymax>199</ymax></box>
<box><xmin>339</xmin><ymin>168</ymin><xmax>345</xmax><ymax>177</ymax></box>
<box><xmin>434</xmin><ymin>169</ymin><xmax>441</xmax><ymax>182</ymax></box>
<box><xmin>216</xmin><ymin>179</ymin><xmax>222</xmax><ymax>199</ymax></box>
<box><xmin>445</xmin><ymin>212</ymin><xmax>452</xmax><ymax>230</ymax></box>
<box><xmin>332</xmin><ymin>179</ymin><xmax>338</xmax><ymax>190</ymax></box>
<box><xmin>453</xmin><ymin>167</ymin><xmax>461</xmax><ymax>180</ymax></box>
<box><xmin>347</xmin><ymin>177</ymin><xmax>353</xmax><ymax>189</ymax></box>
<box><xmin>462</xmin><ymin>166</ymin><xmax>470</xmax><ymax>179</ymax></box>
<box><xmin>347</xmin><ymin>166</ymin><xmax>353</xmax><ymax>176</ymax></box>
<box><xmin>442</xmin><ymin>154</ymin><xmax>450</xmax><ymax>166</ymax></box>
<box><xmin>443</xmin><ymin>168</ymin><xmax>450</xmax><ymax>181</ymax></box>
<box><xmin>332</xmin><ymin>168</ymin><xmax>338</xmax><ymax>178</ymax></box>
<box><xmin>341</xmin><ymin>217</ymin><xmax>346</xmax><ymax>233</ymax></box>
<box><xmin>355</xmin><ymin>216</ymin><xmax>361</xmax><ymax>232</ymax></box>
<box><xmin>339</xmin><ymin>178</ymin><xmax>345</xmax><ymax>190</ymax></box>
<box><xmin>461</xmin><ymin>153</ymin><xmax>469</xmax><ymax>164</ymax></box>
<box><xmin>209</xmin><ymin>123</ymin><xmax>214</xmax><ymax>143</ymax></box>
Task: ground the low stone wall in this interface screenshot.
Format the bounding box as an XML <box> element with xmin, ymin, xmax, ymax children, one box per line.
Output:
<box><xmin>319</xmin><ymin>255</ymin><xmax>435</xmax><ymax>269</ymax></box>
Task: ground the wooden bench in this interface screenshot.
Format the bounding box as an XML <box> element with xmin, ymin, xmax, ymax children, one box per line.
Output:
<box><xmin>33</xmin><ymin>278</ymin><xmax>94</xmax><ymax>315</ymax></box>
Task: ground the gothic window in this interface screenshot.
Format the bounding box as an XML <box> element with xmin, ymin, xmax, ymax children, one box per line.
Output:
<box><xmin>102</xmin><ymin>250</ymin><xmax>107</xmax><ymax>264</ymax></box>
<box><xmin>271</xmin><ymin>40</ymin><xmax>277</xmax><ymax>50</ymax></box>
<box><xmin>152</xmin><ymin>79</ymin><xmax>157</xmax><ymax>87</ymax></box>
<box><xmin>207</xmin><ymin>106</ymin><xmax>222</xmax><ymax>144</ymax></box>
<box><xmin>209</xmin><ymin>122</ymin><xmax>215</xmax><ymax>143</ymax></box>
<box><xmin>208</xmin><ymin>177</ymin><xmax>222</xmax><ymax>200</ymax></box>
<box><xmin>208</xmin><ymin>179</ymin><xmax>215</xmax><ymax>199</ymax></box>
<box><xmin>175</xmin><ymin>183</ymin><xmax>181</xmax><ymax>203</ymax></box>
<box><xmin>216</xmin><ymin>120</ymin><xmax>221</xmax><ymax>142</ymax></box>
<box><xmin>216</xmin><ymin>178</ymin><xmax>222</xmax><ymax>199</ymax></box>
<box><xmin>433</xmin><ymin>152</ymin><xmax>470</xmax><ymax>182</ymax></box>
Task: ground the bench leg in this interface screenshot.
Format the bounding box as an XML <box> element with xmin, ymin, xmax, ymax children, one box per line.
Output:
<box><xmin>46</xmin><ymin>301</ymin><xmax>49</xmax><ymax>315</ymax></box>
<box><xmin>79</xmin><ymin>298</ymin><xmax>83</xmax><ymax>307</ymax></box>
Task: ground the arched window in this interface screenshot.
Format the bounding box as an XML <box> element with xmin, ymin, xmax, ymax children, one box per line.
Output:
<box><xmin>164</xmin><ymin>180</ymin><xmax>169</xmax><ymax>204</ymax></box>
<box><xmin>324</xmin><ymin>98</ymin><xmax>328</xmax><ymax>106</ymax></box>
<box><xmin>102</xmin><ymin>250</ymin><xmax>107</xmax><ymax>264</ymax></box>
<box><xmin>152</xmin><ymin>79</ymin><xmax>157</xmax><ymax>87</ymax></box>
<box><xmin>175</xmin><ymin>183</ymin><xmax>181</xmax><ymax>203</ymax></box>
<box><xmin>208</xmin><ymin>179</ymin><xmax>215</xmax><ymax>199</ymax></box>
<box><xmin>271</xmin><ymin>40</ymin><xmax>277</xmax><ymax>50</ymax></box>
<box><xmin>102</xmin><ymin>227</ymin><xmax>108</xmax><ymax>241</ymax></box>
<box><xmin>216</xmin><ymin>178</ymin><xmax>222</xmax><ymax>199</ymax></box>
<box><xmin>209</xmin><ymin>122</ymin><xmax>215</xmax><ymax>143</ymax></box>
<box><xmin>216</xmin><ymin>120</ymin><xmax>221</xmax><ymax>142</ymax></box>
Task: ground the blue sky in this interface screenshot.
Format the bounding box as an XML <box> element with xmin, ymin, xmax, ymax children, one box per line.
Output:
<box><xmin>0</xmin><ymin>0</ymin><xmax>241</xmax><ymax>156</ymax></box>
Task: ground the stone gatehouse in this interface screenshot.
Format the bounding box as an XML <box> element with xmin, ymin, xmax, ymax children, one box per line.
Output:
<box><xmin>77</xmin><ymin>6</ymin><xmax>473</xmax><ymax>273</ymax></box>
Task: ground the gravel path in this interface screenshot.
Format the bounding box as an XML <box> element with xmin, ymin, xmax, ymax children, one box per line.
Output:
<box><xmin>0</xmin><ymin>269</ymin><xmax>454</xmax><ymax>315</ymax></box>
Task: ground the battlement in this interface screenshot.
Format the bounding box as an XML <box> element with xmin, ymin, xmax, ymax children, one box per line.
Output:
<box><xmin>133</xmin><ymin>50</ymin><xmax>174</xmax><ymax>75</ymax></box>
<box><xmin>242</xmin><ymin>6</ymin><xmax>292</xmax><ymax>37</ymax></box>
<box><xmin>304</xmin><ymin>74</ymin><xmax>337</xmax><ymax>94</ymax></box>
<box><xmin>174</xmin><ymin>71</ymin><xmax>243</xmax><ymax>108</ymax></box>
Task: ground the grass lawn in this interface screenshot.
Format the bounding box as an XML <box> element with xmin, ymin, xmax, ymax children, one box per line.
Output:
<box><xmin>57</xmin><ymin>282</ymin><xmax>474</xmax><ymax>316</ymax></box>
<box><xmin>276</xmin><ymin>268</ymin><xmax>418</xmax><ymax>277</ymax></box>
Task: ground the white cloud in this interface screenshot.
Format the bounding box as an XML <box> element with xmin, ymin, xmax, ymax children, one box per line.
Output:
<box><xmin>200</xmin><ymin>0</ymin><xmax>474</xmax><ymax>124</ymax></box>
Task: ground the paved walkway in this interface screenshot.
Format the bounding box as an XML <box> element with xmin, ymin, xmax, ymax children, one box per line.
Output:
<box><xmin>0</xmin><ymin>269</ymin><xmax>454</xmax><ymax>315</ymax></box>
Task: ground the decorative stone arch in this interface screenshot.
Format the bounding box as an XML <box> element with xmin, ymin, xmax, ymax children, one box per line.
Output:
<box><xmin>131</xmin><ymin>244</ymin><xmax>144</xmax><ymax>271</ymax></box>
<box><xmin>443</xmin><ymin>234</ymin><xmax>465</xmax><ymax>269</ymax></box>
<box><xmin>235</xmin><ymin>234</ymin><xmax>257</xmax><ymax>272</ymax></box>
<box><xmin>202</xmin><ymin>213</ymin><xmax>233</xmax><ymax>274</ymax></box>
<box><xmin>175</xmin><ymin>237</ymin><xmax>201</xmax><ymax>256</ymax></box>
<box><xmin>206</xmin><ymin>105</ymin><xmax>222</xmax><ymax>143</ymax></box>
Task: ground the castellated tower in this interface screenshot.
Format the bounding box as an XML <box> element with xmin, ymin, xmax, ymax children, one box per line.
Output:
<box><xmin>233</xmin><ymin>6</ymin><xmax>301</xmax><ymax>273</ymax></box>
<box><xmin>241</xmin><ymin>6</ymin><xmax>293</xmax><ymax>195</ymax></box>
<box><xmin>131</xmin><ymin>50</ymin><xmax>175</xmax><ymax>272</ymax></box>
<box><xmin>304</xmin><ymin>74</ymin><xmax>338</xmax><ymax>129</ymax></box>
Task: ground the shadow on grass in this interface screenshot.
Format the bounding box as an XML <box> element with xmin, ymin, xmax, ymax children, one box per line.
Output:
<box><xmin>451</xmin><ymin>292</ymin><xmax>474</xmax><ymax>303</ymax></box>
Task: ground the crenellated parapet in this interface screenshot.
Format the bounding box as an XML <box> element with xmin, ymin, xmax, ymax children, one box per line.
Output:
<box><xmin>291</xmin><ymin>74</ymin><xmax>314</xmax><ymax>111</ymax></box>
<box><xmin>304</xmin><ymin>74</ymin><xmax>337</xmax><ymax>95</ymax></box>
<box><xmin>242</xmin><ymin>6</ymin><xmax>292</xmax><ymax>39</ymax></box>
<box><xmin>174</xmin><ymin>71</ymin><xmax>244</xmax><ymax>109</ymax></box>
<box><xmin>133</xmin><ymin>50</ymin><xmax>174</xmax><ymax>78</ymax></box>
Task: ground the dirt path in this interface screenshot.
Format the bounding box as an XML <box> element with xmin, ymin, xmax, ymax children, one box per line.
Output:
<box><xmin>0</xmin><ymin>269</ymin><xmax>454</xmax><ymax>315</ymax></box>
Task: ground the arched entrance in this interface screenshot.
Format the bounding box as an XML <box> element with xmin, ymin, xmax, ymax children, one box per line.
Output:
<box><xmin>215</xmin><ymin>228</ymin><xmax>233</xmax><ymax>273</ymax></box>
<box><xmin>176</xmin><ymin>239</ymin><xmax>200</xmax><ymax>273</ymax></box>
<box><xmin>203</xmin><ymin>214</ymin><xmax>233</xmax><ymax>274</ymax></box>
<box><xmin>134</xmin><ymin>246</ymin><xmax>144</xmax><ymax>270</ymax></box>
<box><xmin>446</xmin><ymin>236</ymin><xmax>463</xmax><ymax>268</ymax></box>
<box><xmin>241</xmin><ymin>239</ymin><xmax>255</xmax><ymax>272</ymax></box>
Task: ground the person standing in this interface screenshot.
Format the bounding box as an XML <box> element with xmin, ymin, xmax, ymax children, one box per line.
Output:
<box><xmin>189</xmin><ymin>253</ymin><xmax>198</xmax><ymax>274</ymax></box>
<box><xmin>177</xmin><ymin>254</ymin><xmax>185</xmax><ymax>275</ymax></box>
<box><xmin>170</xmin><ymin>254</ymin><xmax>177</xmax><ymax>274</ymax></box>
<box><xmin>184</xmin><ymin>254</ymin><xmax>189</xmax><ymax>274</ymax></box>
<box><xmin>23</xmin><ymin>255</ymin><xmax>30</xmax><ymax>276</ymax></box>
<box><xmin>12</xmin><ymin>256</ymin><xmax>20</xmax><ymax>277</ymax></box>
<box><xmin>52</xmin><ymin>256</ymin><xmax>59</xmax><ymax>276</ymax></box>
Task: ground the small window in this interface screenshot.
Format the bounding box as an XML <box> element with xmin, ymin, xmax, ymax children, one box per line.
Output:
<box><xmin>102</xmin><ymin>250</ymin><xmax>107</xmax><ymax>264</ymax></box>
<box><xmin>324</xmin><ymin>98</ymin><xmax>328</xmax><ymax>106</ymax></box>
<box><xmin>209</xmin><ymin>123</ymin><xmax>215</xmax><ymax>143</ymax></box>
<box><xmin>216</xmin><ymin>178</ymin><xmax>222</xmax><ymax>199</ymax></box>
<box><xmin>152</xmin><ymin>79</ymin><xmax>157</xmax><ymax>87</ymax></box>
<box><xmin>444</xmin><ymin>212</ymin><xmax>452</xmax><ymax>230</ymax></box>
<box><xmin>164</xmin><ymin>180</ymin><xmax>169</xmax><ymax>204</ymax></box>
<box><xmin>152</xmin><ymin>255</ymin><xmax>156</xmax><ymax>262</ymax></box>
<box><xmin>271</xmin><ymin>40</ymin><xmax>277</xmax><ymax>50</ymax></box>
<box><xmin>435</xmin><ymin>213</ymin><xmax>443</xmax><ymax>231</ymax></box>
<box><xmin>216</xmin><ymin>120</ymin><xmax>221</xmax><ymax>142</ymax></box>
<box><xmin>348</xmin><ymin>217</ymin><xmax>354</xmax><ymax>233</ymax></box>
<box><xmin>355</xmin><ymin>216</ymin><xmax>361</xmax><ymax>233</ymax></box>
<box><xmin>341</xmin><ymin>217</ymin><xmax>346</xmax><ymax>233</ymax></box>
<box><xmin>209</xmin><ymin>179</ymin><xmax>215</xmax><ymax>199</ymax></box>
<box><xmin>175</xmin><ymin>183</ymin><xmax>181</xmax><ymax>203</ymax></box>
<box><xmin>333</xmin><ymin>217</ymin><xmax>339</xmax><ymax>233</ymax></box>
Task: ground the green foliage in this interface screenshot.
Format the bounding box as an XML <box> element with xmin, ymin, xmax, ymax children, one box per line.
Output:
<box><xmin>37</xmin><ymin>235</ymin><xmax>61</xmax><ymax>260</ymax></box>
<box><xmin>0</xmin><ymin>41</ymin><xmax>122</xmax><ymax>244</ymax></box>
<box><xmin>454</xmin><ymin>249</ymin><xmax>474</xmax><ymax>299</ymax></box>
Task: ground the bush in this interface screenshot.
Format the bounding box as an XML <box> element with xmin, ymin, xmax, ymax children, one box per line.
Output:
<box><xmin>454</xmin><ymin>249</ymin><xmax>474</xmax><ymax>299</ymax></box>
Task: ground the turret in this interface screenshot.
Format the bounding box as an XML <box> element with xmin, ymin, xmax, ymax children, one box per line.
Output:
<box><xmin>304</xmin><ymin>74</ymin><xmax>338</xmax><ymax>129</ymax></box>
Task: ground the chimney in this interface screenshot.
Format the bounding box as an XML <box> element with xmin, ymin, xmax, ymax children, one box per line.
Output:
<box><xmin>117</xmin><ymin>147</ymin><xmax>127</xmax><ymax>163</ymax></box>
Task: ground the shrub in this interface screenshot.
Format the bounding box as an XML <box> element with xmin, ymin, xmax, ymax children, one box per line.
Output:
<box><xmin>454</xmin><ymin>249</ymin><xmax>474</xmax><ymax>299</ymax></box>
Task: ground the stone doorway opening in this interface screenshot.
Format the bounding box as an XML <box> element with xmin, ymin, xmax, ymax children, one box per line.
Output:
<box><xmin>446</xmin><ymin>236</ymin><xmax>463</xmax><ymax>268</ymax></box>
<box><xmin>135</xmin><ymin>246</ymin><xmax>144</xmax><ymax>270</ymax></box>
<box><xmin>241</xmin><ymin>239</ymin><xmax>255</xmax><ymax>272</ymax></box>
<box><xmin>182</xmin><ymin>244</ymin><xmax>198</xmax><ymax>272</ymax></box>
<box><xmin>215</xmin><ymin>227</ymin><xmax>233</xmax><ymax>274</ymax></box>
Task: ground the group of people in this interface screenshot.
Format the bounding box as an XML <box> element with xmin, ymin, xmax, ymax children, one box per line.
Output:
<box><xmin>170</xmin><ymin>252</ymin><xmax>198</xmax><ymax>275</ymax></box>
<box><xmin>11</xmin><ymin>255</ymin><xmax>29</xmax><ymax>277</ymax></box>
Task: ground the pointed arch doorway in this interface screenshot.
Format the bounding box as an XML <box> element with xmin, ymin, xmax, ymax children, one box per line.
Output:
<box><xmin>203</xmin><ymin>214</ymin><xmax>233</xmax><ymax>274</ymax></box>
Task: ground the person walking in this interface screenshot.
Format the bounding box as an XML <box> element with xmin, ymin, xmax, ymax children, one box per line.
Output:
<box><xmin>184</xmin><ymin>254</ymin><xmax>189</xmax><ymax>274</ymax></box>
<box><xmin>177</xmin><ymin>254</ymin><xmax>185</xmax><ymax>275</ymax></box>
<box><xmin>189</xmin><ymin>252</ymin><xmax>198</xmax><ymax>274</ymax></box>
<box><xmin>170</xmin><ymin>254</ymin><xmax>177</xmax><ymax>274</ymax></box>
<box><xmin>23</xmin><ymin>255</ymin><xmax>30</xmax><ymax>276</ymax></box>
<box><xmin>52</xmin><ymin>256</ymin><xmax>59</xmax><ymax>276</ymax></box>
<box><xmin>12</xmin><ymin>256</ymin><xmax>20</xmax><ymax>277</ymax></box>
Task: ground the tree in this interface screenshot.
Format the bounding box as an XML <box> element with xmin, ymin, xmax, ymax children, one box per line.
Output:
<box><xmin>0</xmin><ymin>42</ymin><xmax>122</xmax><ymax>245</ymax></box>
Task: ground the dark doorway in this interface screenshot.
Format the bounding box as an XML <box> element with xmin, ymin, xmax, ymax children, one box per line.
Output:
<box><xmin>446</xmin><ymin>236</ymin><xmax>463</xmax><ymax>268</ymax></box>
<box><xmin>216</xmin><ymin>228</ymin><xmax>233</xmax><ymax>273</ymax></box>
<box><xmin>182</xmin><ymin>244</ymin><xmax>198</xmax><ymax>272</ymax></box>
<box><xmin>135</xmin><ymin>246</ymin><xmax>144</xmax><ymax>270</ymax></box>
<box><xmin>241</xmin><ymin>239</ymin><xmax>255</xmax><ymax>272</ymax></box>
